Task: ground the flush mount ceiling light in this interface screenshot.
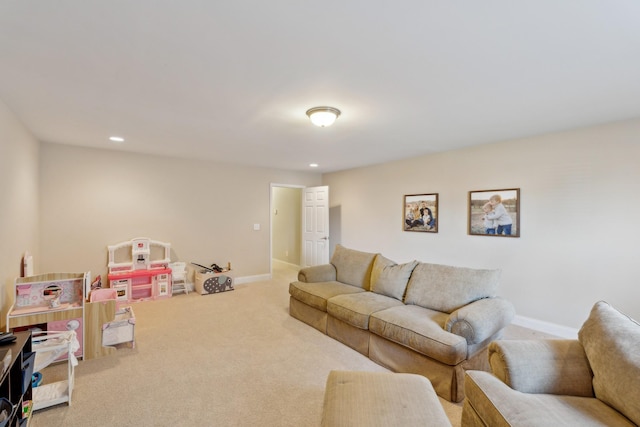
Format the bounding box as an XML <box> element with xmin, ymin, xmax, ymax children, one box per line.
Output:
<box><xmin>109</xmin><ymin>136</ymin><xmax>125</xmax><ymax>143</ymax></box>
<box><xmin>306</xmin><ymin>106</ymin><xmax>341</xmax><ymax>127</ymax></box>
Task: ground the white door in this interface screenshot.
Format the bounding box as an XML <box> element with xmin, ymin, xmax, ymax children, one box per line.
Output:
<box><xmin>302</xmin><ymin>186</ymin><xmax>330</xmax><ymax>267</ymax></box>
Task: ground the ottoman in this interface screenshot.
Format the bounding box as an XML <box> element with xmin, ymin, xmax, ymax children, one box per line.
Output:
<box><xmin>321</xmin><ymin>370</ymin><xmax>452</xmax><ymax>427</ymax></box>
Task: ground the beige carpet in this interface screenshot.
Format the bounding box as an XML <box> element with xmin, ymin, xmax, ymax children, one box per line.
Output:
<box><xmin>31</xmin><ymin>267</ymin><xmax>553</xmax><ymax>427</ymax></box>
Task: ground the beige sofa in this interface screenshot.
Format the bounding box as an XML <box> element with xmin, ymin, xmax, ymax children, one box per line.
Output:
<box><xmin>463</xmin><ymin>301</ymin><xmax>640</xmax><ymax>426</ymax></box>
<box><xmin>289</xmin><ymin>245</ymin><xmax>515</xmax><ymax>402</ymax></box>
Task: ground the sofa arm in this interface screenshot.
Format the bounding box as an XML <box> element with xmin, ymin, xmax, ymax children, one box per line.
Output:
<box><xmin>488</xmin><ymin>339</ymin><xmax>594</xmax><ymax>396</ymax></box>
<box><xmin>463</xmin><ymin>371</ymin><xmax>514</xmax><ymax>427</ymax></box>
<box><xmin>297</xmin><ymin>264</ymin><xmax>337</xmax><ymax>283</ymax></box>
<box><xmin>445</xmin><ymin>297</ymin><xmax>516</xmax><ymax>345</ymax></box>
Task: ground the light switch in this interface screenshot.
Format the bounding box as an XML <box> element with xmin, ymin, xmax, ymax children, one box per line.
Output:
<box><xmin>253</xmin><ymin>223</ymin><xmax>260</xmax><ymax>230</ymax></box>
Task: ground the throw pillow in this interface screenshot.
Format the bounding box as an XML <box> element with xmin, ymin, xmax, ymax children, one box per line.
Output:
<box><xmin>370</xmin><ymin>255</ymin><xmax>418</xmax><ymax>301</ymax></box>
<box><xmin>578</xmin><ymin>301</ymin><xmax>640</xmax><ymax>426</ymax></box>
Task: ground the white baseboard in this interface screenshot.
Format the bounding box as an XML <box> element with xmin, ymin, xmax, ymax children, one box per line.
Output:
<box><xmin>513</xmin><ymin>315</ymin><xmax>579</xmax><ymax>339</ymax></box>
<box><xmin>272</xmin><ymin>258</ymin><xmax>300</xmax><ymax>271</ymax></box>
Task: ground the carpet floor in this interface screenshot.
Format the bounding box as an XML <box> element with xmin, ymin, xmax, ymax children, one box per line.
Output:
<box><xmin>30</xmin><ymin>266</ymin><xmax>554</xmax><ymax>427</ymax></box>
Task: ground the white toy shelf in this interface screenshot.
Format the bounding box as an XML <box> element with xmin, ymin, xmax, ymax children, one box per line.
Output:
<box><xmin>107</xmin><ymin>237</ymin><xmax>172</xmax><ymax>302</ymax></box>
<box><xmin>31</xmin><ymin>330</ymin><xmax>78</xmax><ymax>411</ymax></box>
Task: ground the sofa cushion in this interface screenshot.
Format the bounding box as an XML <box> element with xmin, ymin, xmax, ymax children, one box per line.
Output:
<box><xmin>578</xmin><ymin>301</ymin><xmax>640</xmax><ymax>426</ymax></box>
<box><xmin>330</xmin><ymin>245</ymin><xmax>378</xmax><ymax>290</ymax></box>
<box><xmin>328</xmin><ymin>291</ymin><xmax>404</xmax><ymax>330</ymax></box>
<box><xmin>289</xmin><ymin>281</ymin><xmax>365</xmax><ymax>312</ymax></box>
<box><xmin>404</xmin><ymin>263</ymin><xmax>501</xmax><ymax>313</ymax></box>
<box><xmin>370</xmin><ymin>305</ymin><xmax>467</xmax><ymax>365</ymax></box>
<box><xmin>370</xmin><ymin>255</ymin><xmax>418</xmax><ymax>301</ymax></box>
<box><xmin>464</xmin><ymin>370</ymin><xmax>637</xmax><ymax>427</ymax></box>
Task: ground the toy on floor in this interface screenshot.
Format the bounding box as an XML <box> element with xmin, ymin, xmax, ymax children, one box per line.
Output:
<box><xmin>32</xmin><ymin>372</ymin><xmax>43</xmax><ymax>388</ymax></box>
<box><xmin>203</xmin><ymin>275</ymin><xmax>234</xmax><ymax>294</ymax></box>
<box><xmin>192</xmin><ymin>262</ymin><xmax>234</xmax><ymax>295</ymax></box>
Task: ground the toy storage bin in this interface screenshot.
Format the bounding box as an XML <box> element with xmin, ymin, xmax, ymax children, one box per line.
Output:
<box><xmin>0</xmin><ymin>398</ymin><xmax>17</xmax><ymax>427</ymax></box>
<box><xmin>194</xmin><ymin>270</ymin><xmax>234</xmax><ymax>295</ymax></box>
<box><xmin>102</xmin><ymin>306</ymin><xmax>135</xmax><ymax>347</ymax></box>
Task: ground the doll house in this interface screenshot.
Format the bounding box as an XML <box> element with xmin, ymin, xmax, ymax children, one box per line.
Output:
<box><xmin>6</xmin><ymin>272</ymin><xmax>89</xmax><ymax>359</ymax></box>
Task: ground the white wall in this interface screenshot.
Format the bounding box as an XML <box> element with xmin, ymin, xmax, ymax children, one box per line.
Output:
<box><xmin>38</xmin><ymin>144</ymin><xmax>321</xmax><ymax>283</ymax></box>
<box><xmin>323</xmin><ymin>118</ymin><xmax>640</xmax><ymax>329</ymax></box>
<box><xmin>0</xmin><ymin>100</ymin><xmax>40</xmax><ymax>315</ymax></box>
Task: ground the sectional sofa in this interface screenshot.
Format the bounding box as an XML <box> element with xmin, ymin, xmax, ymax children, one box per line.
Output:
<box><xmin>289</xmin><ymin>245</ymin><xmax>515</xmax><ymax>402</ymax></box>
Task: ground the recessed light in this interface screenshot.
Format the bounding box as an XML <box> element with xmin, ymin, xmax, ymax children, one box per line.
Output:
<box><xmin>309</xmin><ymin>163</ymin><xmax>319</xmax><ymax>168</ymax></box>
<box><xmin>109</xmin><ymin>136</ymin><xmax>125</xmax><ymax>142</ymax></box>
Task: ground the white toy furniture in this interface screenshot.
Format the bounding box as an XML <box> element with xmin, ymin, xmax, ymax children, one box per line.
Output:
<box><xmin>84</xmin><ymin>288</ymin><xmax>136</xmax><ymax>360</ymax></box>
<box><xmin>107</xmin><ymin>237</ymin><xmax>172</xmax><ymax>303</ymax></box>
<box><xmin>31</xmin><ymin>330</ymin><xmax>78</xmax><ymax>410</ymax></box>
<box><xmin>168</xmin><ymin>262</ymin><xmax>188</xmax><ymax>295</ymax></box>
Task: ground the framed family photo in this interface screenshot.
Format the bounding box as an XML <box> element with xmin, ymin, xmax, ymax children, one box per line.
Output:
<box><xmin>404</xmin><ymin>193</ymin><xmax>438</xmax><ymax>233</ymax></box>
<box><xmin>468</xmin><ymin>188</ymin><xmax>520</xmax><ymax>237</ymax></box>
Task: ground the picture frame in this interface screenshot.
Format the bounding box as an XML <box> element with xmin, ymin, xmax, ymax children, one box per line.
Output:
<box><xmin>468</xmin><ymin>188</ymin><xmax>520</xmax><ymax>237</ymax></box>
<box><xmin>404</xmin><ymin>193</ymin><xmax>438</xmax><ymax>233</ymax></box>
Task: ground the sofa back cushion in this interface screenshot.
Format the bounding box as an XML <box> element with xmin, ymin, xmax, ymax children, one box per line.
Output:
<box><xmin>578</xmin><ymin>301</ymin><xmax>640</xmax><ymax>426</ymax></box>
<box><xmin>330</xmin><ymin>245</ymin><xmax>378</xmax><ymax>290</ymax></box>
<box><xmin>370</xmin><ymin>255</ymin><xmax>418</xmax><ymax>301</ymax></box>
<box><xmin>404</xmin><ymin>263</ymin><xmax>501</xmax><ymax>313</ymax></box>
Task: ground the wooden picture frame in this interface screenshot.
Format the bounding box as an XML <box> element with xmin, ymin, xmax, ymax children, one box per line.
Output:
<box><xmin>468</xmin><ymin>188</ymin><xmax>520</xmax><ymax>237</ymax></box>
<box><xmin>404</xmin><ymin>193</ymin><xmax>438</xmax><ymax>233</ymax></box>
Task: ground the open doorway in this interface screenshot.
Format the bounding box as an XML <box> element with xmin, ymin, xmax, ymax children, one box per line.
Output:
<box><xmin>270</xmin><ymin>184</ymin><xmax>304</xmax><ymax>277</ymax></box>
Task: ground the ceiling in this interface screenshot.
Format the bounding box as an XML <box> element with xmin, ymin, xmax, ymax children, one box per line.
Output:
<box><xmin>2</xmin><ymin>2</ymin><xmax>640</xmax><ymax>173</ymax></box>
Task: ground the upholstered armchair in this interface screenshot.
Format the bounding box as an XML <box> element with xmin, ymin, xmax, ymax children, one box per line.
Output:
<box><xmin>462</xmin><ymin>301</ymin><xmax>640</xmax><ymax>427</ymax></box>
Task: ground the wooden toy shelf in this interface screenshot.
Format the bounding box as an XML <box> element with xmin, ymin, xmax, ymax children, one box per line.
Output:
<box><xmin>6</xmin><ymin>272</ymin><xmax>89</xmax><ymax>362</ymax></box>
<box><xmin>7</xmin><ymin>304</ymin><xmax>84</xmax><ymax>329</ymax></box>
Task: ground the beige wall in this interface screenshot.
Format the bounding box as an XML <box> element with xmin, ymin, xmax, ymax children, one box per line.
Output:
<box><xmin>38</xmin><ymin>144</ymin><xmax>321</xmax><ymax>283</ymax></box>
<box><xmin>323</xmin><ymin>118</ymin><xmax>640</xmax><ymax>329</ymax></box>
<box><xmin>272</xmin><ymin>186</ymin><xmax>302</xmax><ymax>266</ymax></box>
<box><xmin>0</xmin><ymin>100</ymin><xmax>40</xmax><ymax>314</ymax></box>
<box><xmin>4</xmin><ymin>101</ymin><xmax>640</xmax><ymax>331</ymax></box>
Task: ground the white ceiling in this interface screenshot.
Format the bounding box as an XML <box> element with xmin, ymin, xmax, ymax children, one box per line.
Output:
<box><xmin>2</xmin><ymin>2</ymin><xmax>640</xmax><ymax>173</ymax></box>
